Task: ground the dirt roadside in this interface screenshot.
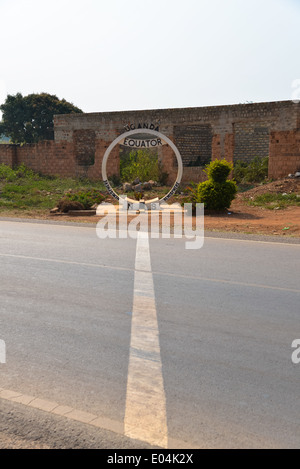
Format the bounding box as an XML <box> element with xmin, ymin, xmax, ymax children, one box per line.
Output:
<box><xmin>200</xmin><ymin>178</ymin><xmax>300</xmax><ymax>237</ymax></box>
<box><xmin>2</xmin><ymin>200</ymin><xmax>299</xmax><ymax>238</ymax></box>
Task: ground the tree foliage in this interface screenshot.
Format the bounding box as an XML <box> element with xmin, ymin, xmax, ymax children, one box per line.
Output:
<box><xmin>0</xmin><ymin>92</ymin><xmax>82</xmax><ymax>143</ymax></box>
<box><xmin>120</xmin><ymin>150</ymin><xmax>160</xmax><ymax>183</ymax></box>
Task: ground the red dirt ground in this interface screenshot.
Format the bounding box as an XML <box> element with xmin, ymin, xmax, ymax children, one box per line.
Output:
<box><xmin>53</xmin><ymin>178</ymin><xmax>300</xmax><ymax>237</ymax></box>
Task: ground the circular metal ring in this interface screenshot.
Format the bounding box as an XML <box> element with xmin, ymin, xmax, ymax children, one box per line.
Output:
<box><xmin>102</xmin><ymin>128</ymin><xmax>183</xmax><ymax>204</ymax></box>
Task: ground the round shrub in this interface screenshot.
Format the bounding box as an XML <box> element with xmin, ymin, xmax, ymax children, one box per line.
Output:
<box><xmin>197</xmin><ymin>180</ymin><xmax>237</xmax><ymax>210</ymax></box>
<box><xmin>186</xmin><ymin>159</ymin><xmax>237</xmax><ymax>211</ymax></box>
<box><xmin>205</xmin><ymin>159</ymin><xmax>233</xmax><ymax>183</ymax></box>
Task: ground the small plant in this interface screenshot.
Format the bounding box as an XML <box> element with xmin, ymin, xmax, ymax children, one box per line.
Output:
<box><xmin>0</xmin><ymin>164</ymin><xmax>16</xmax><ymax>181</ymax></box>
<box><xmin>233</xmin><ymin>156</ymin><xmax>269</xmax><ymax>184</ymax></box>
<box><xmin>186</xmin><ymin>159</ymin><xmax>237</xmax><ymax>211</ymax></box>
<box><xmin>185</xmin><ymin>182</ymin><xmax>199</xmax><ymax>204</ymax></box>
<box><xmin>109</xmin><ymin>174</ymin><xmax>121</xmax><ymax>187</ymax></box>
<box><xmin>134</xmin><ymin>191</ymin><xmax>144</xmax><ymax>201</ymax></box>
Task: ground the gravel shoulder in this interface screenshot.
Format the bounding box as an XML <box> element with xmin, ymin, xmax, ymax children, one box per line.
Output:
<box><xmin>0</xmin><ymin>400</ymin><xmax>156</xmax><ymax>450</ymax></box>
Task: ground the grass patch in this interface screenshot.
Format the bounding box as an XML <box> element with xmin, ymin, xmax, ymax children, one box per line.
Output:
<box><xmin>0</xmin><ymin>164</ymin><xmax>106</xmax><ymax>214</ymax></box>
<box><xmin>247</xmin><ymin>192</ymin><xmax>300</xmax><ymax>210</ymax></box>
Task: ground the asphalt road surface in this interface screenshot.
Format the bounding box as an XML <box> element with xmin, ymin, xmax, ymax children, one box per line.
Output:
<box><xmin>0</xmin><ymin>219</ymin><xmax>299</xmax><ymax>449</ymax></box>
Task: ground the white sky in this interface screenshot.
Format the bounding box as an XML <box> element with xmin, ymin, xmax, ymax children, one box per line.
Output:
<box><xmin>0</xmin><ymin>0</ymin><xmax>300</xmax><ymax>114</ymax></box>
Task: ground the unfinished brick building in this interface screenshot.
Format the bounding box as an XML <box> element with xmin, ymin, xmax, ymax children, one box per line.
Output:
<box><xmin>0</xmin><ymin>100</ymin><xmax>300</xmax><ymax>184</ymax></box>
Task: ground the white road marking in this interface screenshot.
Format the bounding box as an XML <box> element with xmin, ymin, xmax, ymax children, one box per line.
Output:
<box><xmin>124</xmin><ymin>231</ymin><xmax>168</xmax><ymax>448</ymax></box>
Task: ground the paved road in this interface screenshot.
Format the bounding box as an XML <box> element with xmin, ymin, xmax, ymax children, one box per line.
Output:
<box><xmin>0</xmin><ymin>219</ymin><xmax>299</xmax><ymax>449</ymax></box>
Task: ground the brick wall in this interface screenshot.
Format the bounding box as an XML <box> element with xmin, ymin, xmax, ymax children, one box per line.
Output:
<box><xmin>17</xmin><ymin>141</ymin><xmax>75</xmax><ymax>177</ymax></box>
<box><xmin>269</xmin><ymin>130</ymin><xmax>300</xmax><ymax>179</ymax></box>
<box><xmin>53</xmin><ymin>100</ymin><xmax>300</xmax><ymax>183</ymax></box>
<box><xmin>0</xmin><ymin>144</ymin><xmax>17</xmax><ymax>167</ymax></box>
<box><xmin>212</xmin><ymin>133</ymin><xmax>234</xmax><ymax>164</ymax></box>
<box><xmin>0</xmin><ymin>100</ymin><xmax>299</xmax><ymax>183</ymax></box>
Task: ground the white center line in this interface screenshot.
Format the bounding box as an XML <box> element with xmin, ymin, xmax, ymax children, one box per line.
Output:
<box><xmin>124</xmin><ymin>231</ymin><xmax>168</xmax><ymax>448</ymax></box>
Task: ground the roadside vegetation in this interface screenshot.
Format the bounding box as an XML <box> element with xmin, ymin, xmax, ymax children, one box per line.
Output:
<box><xmin>232</xmin><ymin>156</ymin><xmax>300</xmax><ymax>210</ymax></box>
<box><xmin>233</xmin><ymin>156</ymin><xmax>269</xmax><ymax>186</ymax></box>
<box><xmin>0</xmin><ymin>157</ymin><xmax>299</xmax><ymax>217</ymax></box>
<box><xmin>184</xmin><ymin>156</ymin><xmax>299</xmax><ymax>211</ymax></box>
<box><xmin>0</xmin><ymin>164</ymin><xmax>106</xmax><ymax>215</ymax></box>
<box><xmin>247</xmin><ymin>192</ymin><xmax>300</xmax><ymax>210</ymax></box>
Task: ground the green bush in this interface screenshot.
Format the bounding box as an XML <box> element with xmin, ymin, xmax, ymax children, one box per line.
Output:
<box><xmin>120</xmin><ymin>150</ymin><xmax>160</xmax><ymax>183</ymax></box>
<box><xmin>0</xmin><ymin>164</ymin><xmax>16</xmax><ymax>181</ymax></box>
<box><xmin>0</xmin><ymin>163</ymin><xmax>37</xmax><ymax>182</ymax></box>
<box><xmin>233</xmin><ymin>156</ymin><xmax>269</xmax><ymax>184</ymax></box>
<box><xmin>186</xmin><ymin>159</ymin><xmax>237</xmax><ymax>211</ymax></box>
<box><xmin>197</xmin><ymin>179</ymin><xmax>237</xmax><ymax>210</ymax></box>
<box><xmin>204</xmin><ymin>158</ymin><xmax>232</xmax><ymax>183</ymax></box>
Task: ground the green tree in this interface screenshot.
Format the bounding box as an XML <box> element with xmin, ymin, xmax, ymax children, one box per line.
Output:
<box><xmin>0</xmin><ymin>92</ymin><xmax>82</xmax><ymax>143</ymax></box>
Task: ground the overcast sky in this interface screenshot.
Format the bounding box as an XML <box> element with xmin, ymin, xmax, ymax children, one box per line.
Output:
<box><xmin>0</xmin><ymin>0</ymin><xmax>300</xmax><ymax>114</ymax></box>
